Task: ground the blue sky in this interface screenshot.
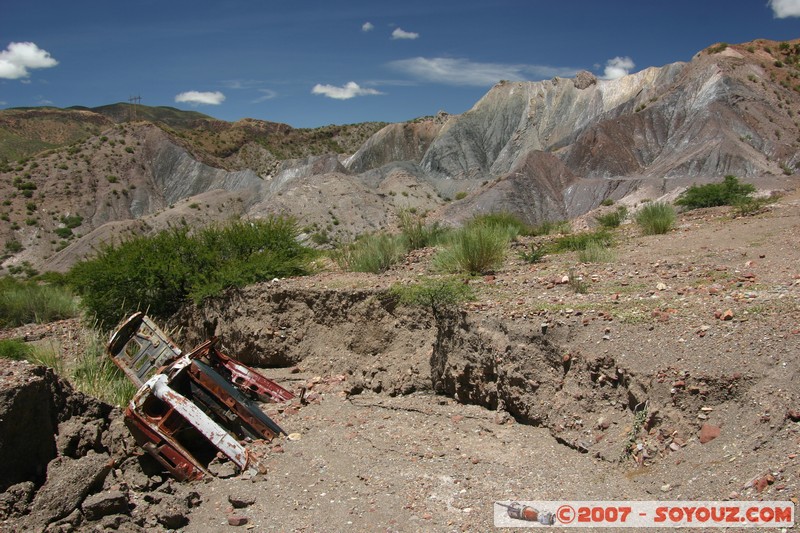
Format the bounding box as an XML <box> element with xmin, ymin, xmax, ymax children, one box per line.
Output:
<box><xmin>2</xmin><ymin>0</ymin><xmax>800</xmax><ymax>128</ymax></box>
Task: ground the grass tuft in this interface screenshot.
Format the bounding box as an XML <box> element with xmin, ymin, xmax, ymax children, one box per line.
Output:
<box><xmin>434</xmin><ymin>223</ymin><xmax>510</xmax><ymax>274</ymax></box>
<box><xmin>0</xmin><ymin>277</ymin><xmax>79</xmax><ymax>328</ymax></box>
<box><xmin>71</xmin><ymin>330</ymin><xmax>137</xmax><ymax>407</ymax></box>
<box><xmin>333</xmin><ymin>233</ymin><xmax>407</xmax><ymax>273</ymax></box>
<box><xmin>635</xmin><ymin>202</ymin><xmax>676</xmax><ymax>235</ymax></box>
<box><xmin>595</xmin><ymin>206</ymin><xmax>628</xmax><ymax>229</ymax></box>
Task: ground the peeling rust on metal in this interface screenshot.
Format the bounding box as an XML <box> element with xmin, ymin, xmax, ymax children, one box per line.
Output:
<box><xmin>107</xmin><ymin>312</ymin><xmax>293</xmax><ymax>481</ymax></box>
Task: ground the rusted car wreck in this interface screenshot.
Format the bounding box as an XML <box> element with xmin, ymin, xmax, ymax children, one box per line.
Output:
<box><xmin>107</xmin><ymin>312</ymin><xmax>293</xmax><ymax>481</ymax></box>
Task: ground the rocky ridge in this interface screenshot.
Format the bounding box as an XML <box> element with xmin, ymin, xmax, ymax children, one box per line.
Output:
<box><xmin>2</xmin><ymin>39</ymin><xmax>800</xmax><ymax>275</ymax></box>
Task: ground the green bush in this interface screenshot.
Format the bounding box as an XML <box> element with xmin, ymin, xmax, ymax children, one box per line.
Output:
<box><xmin>71</xmin><ymin>330</ymin><xmax>136</xmax><ymax>407</ymax></box>
<box><xmin>54</xmin><ymin>227</ymin><xmax>73</xmax><ymax>239</ymax></box>
<box><xmin>61</xmin><ymin>215</ymin><xmax>84</xmax><ymax>229</ymax></box>
<box><xmin>733</xmin><ymin>196</ymin><xmax>771</xmax><ymax>216</ymax></box>
<box><xmin>675</xmin><ymin>175</ymin><xmax>755</xmax><ymax>210</ymax></box>
<box><xmin>530</xmin><ymin>220</ymin><xmax>571</xmax><ymax>236</ymax></box>
<box><xmin>0</xmin><ymin>339</ymin><xmax>32</xmax><ymax>360</ymax></box>
<box><xmin>595</xmin><ymin>206</ymin><xmax>628</xmax><ymax>229</ymax></box>
<box><xmin>388</xmin><ymin>277</ymin><xmax>474</xmax><ymax>319</ymax></box>
<box><xmin>0</xmin><ymin>277</ymin><xmax>79</xmax><ymax>328</ymax></box>
<box><xmin>468</xmin><ymin>212</ymin><xmax>531</xmax><ymax>239</ymax></box>
<box><xmin>579</xmin><ymin>241</ymin><xmax>615</xmax><ymax>263</ymax></box>
<box><xmin>519</xmin><ymin>243</ymin><xmax>546</xmax><ymax>264</ymax></box>
<box><xmin>548</xmin><ymin>230</ymin><xmax>613</xmax><ymax>253</ymax></box>
<box><xmin>333</xmin><ymin>233</ymin><xmax>407</xmax><ymax>273</ymax></box>
<box><xmin>398</xmin><ymin>209</ymin><xmax>447</xmax><ymax>250</ymax></box>
<box><xmin>67</xmin><ymin>216</ymin><xmax>313</xmax><ymax>328</ymax></box>
<box><xmin>434</xmin><ymin>223</ymin><xmax>510</xmax><ymax>274</ymax></box>
<box><xmin>0</xmin><ymin>339</ymin><xmax>63</xmax><ymax>373</ymax></box>
<box><xmin>24</xmin><ymin>344</ymin><xmax>64</xmax><ymax>374</ymax></box>
<box><xmin>5</xmin><ymin>239</ymin><xmax>23</xmax><ymax>253</ymax></box>
<box><xmin>635</xmin><ymin>202</ymin><xmax>676</xmax><ymax>235</ymax></box>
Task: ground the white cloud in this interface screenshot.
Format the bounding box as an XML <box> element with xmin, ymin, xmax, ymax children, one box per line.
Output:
<box><xmin>769</xmin><ymin>0</ymin><xmax>800</xmax><ymax>17</ymax></box>
<box><xmin>389</xmin><ymin>57</ymin><xmax>577</xmax><ymax>86</ymax></box>
<box><xmin>392</xmin><ymin>28</ymin><xmax>419</xmax><ymax>40</ymax></box>
<box><xmin>602</xmin><ymin>56</ymin><xmax>635</xmax><ymax>80</ymax></box>
<box><xmin>311</xmin><ymin>81</ymin><xmax>383</xmax><ymax>100</ymax></box>
<box><xmin>362</xmin><ymin>22</ymin><xmax>374</xmax><ymax>32</ymax></box>
<box><xmin>252</xmin><ymin>89</ymin><xmax>278</xmax><ymax>103</ymax></box>
<box><xmin>0</xmin><ymin>42</ymin><xmax>58</xmax><ymax>80</ymax></box>
<box><xmin>174</xmin><ymin>90</ymin><xmax>226</xmax><ymax>105</ymax></box>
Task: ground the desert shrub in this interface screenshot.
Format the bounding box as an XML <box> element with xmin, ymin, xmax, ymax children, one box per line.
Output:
<box><xmin>24</xmin><ymin>344</ymin><xmax>64</xmax><ymax>374</ymax></box>
<box><xmin>434</xmin><ymin>223</ymin><xmax>510</xmax><ymax>274</ymax></box>
<box><xmin>454</xmin><ymin>191</ymin><xmax>467</xmax><ymax>200</ymax></box>
<box><xmin>0</xmin><ymin>339</ymin><xmax>32</xmax><ymax>360</ymax></box>
<box><xmin>398</xmin><ymin>209</ymin><xmax>446</xmax><ymax>250</ymax></box>
<box><xmin>61</xmin><ymin>215</ymin><xmax>83</xmax><ymax>229</ymax></box>
<box><xmin>332</xmin><ymin>233</ymin><xmax>407</xmax><ymax>274</ymax></box>
<box><xmin>0</xmin><ymin>277</ymin><xmax>79</xmax><ymax>327</ymax></box>
<box><xmin>600</xmin><ymin>198</ymin><xmax>614</xmax><ymax>207</ymax></box>
<box><xmin>519</xmin><ymin>243</ymin><xmax>546</xmax><ymax>264</ymax></box>
<box><xmin>675</xmin><ymin>175</ymin><xmax>755</xmax><ymax>210</ymax></box>
<box><xmin>468</xmin><ymin>212</ymin><xmax>531</xmax><ymax>239</ymax></box>
<box><xmin>68</xmin><ymin>216</ymin><xmax>313</xmax><ymax>328</ymax></box>
<box><xmin>530</xmin><ymin>220</ymin><xmax>571</xmax><ymax>236</ymax></box>
<box><xmin>708</xmin><ymin>42</ymin><xmax>728</xmax><ymax>54</ymax></box>
<box><xmin>5</xmin><ymin>239</ymin><xmax>23</xmax><ymax>253</ymax></box>
<box><xmin>595</xmin><ymin>206</ymin><xmax>628</xmax><ymax>229</ymax></box>
<box><xmin>568</xmin><ymin>268</ymin><xmax>588</xmax><ymax>294</ymax></box>
<box><xmin>71</xmin><ymin>330</ymin><xmax>136</xmax><ymax>407</ymax></box>
<box><xmin>635</xmin><ymin>202</ymin><xmax>676</xmax><ymax>235</ymax></box>
<box><xmin>388</xmin><ymin>277</ymin><xmax>474</xmax><ymax>319</ymax></box>
<box><xmin>548</xmin><ymin>230</ymin><xmax>613</xmax><ymax>253</ymax></box>
<box><xmin>733</xmin><ymin>196</ymin><xmax>771</xmax><ymax>216</ymax></box>
<box><xmin>54</xmin><ymin>227</ymin><xmax>73</xmax><ymax>239</ymax></box>
<box><xmin>579</xmin><ymin>241</ymin><xmax>615</xmax><ymax>263</ymax></box>
<box><xmin>0</xmin><ymin>338</ymin><xmax>62</xmax><ymax>373</ymax></box>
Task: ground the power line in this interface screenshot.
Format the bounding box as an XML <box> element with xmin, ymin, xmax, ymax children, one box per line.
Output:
<box><xmin>128</xmin><ymin>95</ymin><xmax>141</xmax><ymax>122</ymax></box>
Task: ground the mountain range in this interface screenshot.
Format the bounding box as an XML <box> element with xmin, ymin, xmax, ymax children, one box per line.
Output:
<box><xmin>1</xmin><ymin>38</ymin><xmax>799</xmax><ymax>274</ymax></box>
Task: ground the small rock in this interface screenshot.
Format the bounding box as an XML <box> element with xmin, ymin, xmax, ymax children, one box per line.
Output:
<box><xmin>287</xmin><ymin>433</ymin><xmax>302</xmax><ymax>441</ymax></box>
<box><xmin>699</xmin><ymin>423</ymin><xmax>721</xmax><ymax>444</ymax></box>
<box><xmin>228</xmin><ymin>515</ymin><xmax>249</xmax><ymax>526</ymax></box>
<box><xmin>786</xmin><ymin>409</ymin><xmax>800</xmax><ymax>422</ymax></box>
<box><xmin>422</xmin><ymin>512</ymin><xmax>433</xmax><ymax>520</ymax></box>
<box><xmin>493</xmin><ymin>411</ymin><xmax>511</xmax><ymax>425</ymax></box>
<box><xmin>656</xmin><ymin>282</ymin><xmax>667</xmax><ymax>291</ymax></box>
<box><xmin>721</xmin><ymin>309</ymin><xmax>734</xmax><ymax>321</ymax></box>
<box><xmin>660</xmin><ymin>484</ymin><xmax>671</xmax><ymax>492</ymax></box>
<box><xmin>228</xmin><ymin>494</ymin><xmax>256</xmax><ymax>509</ymax></box>
<box><xmin>82</xmin><ymin>490</ymin><xmax>129</xmax><ymax>521</ymax></box>
<box><xmin>207</xmin><ymin>460</ymin><xmax>238</xmax><ymax>479</ymax></box>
